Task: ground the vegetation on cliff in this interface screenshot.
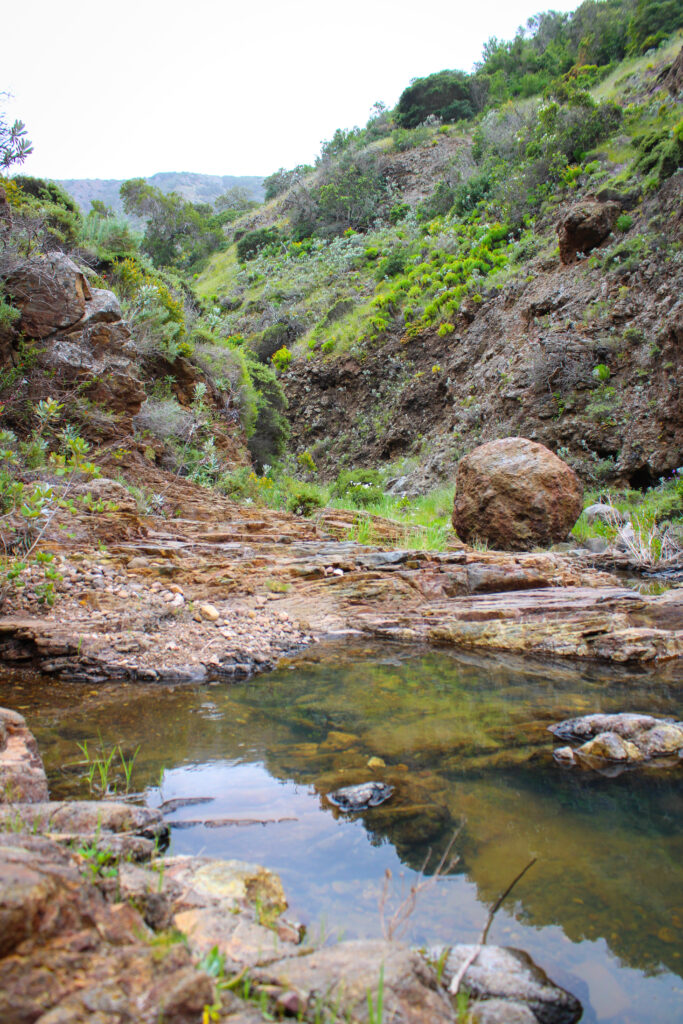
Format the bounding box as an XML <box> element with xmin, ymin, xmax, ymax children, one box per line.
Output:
<box><xmin>1</xmin><ymin>0</ymin><xmax>682</xmax><ymax>569</ymax></box>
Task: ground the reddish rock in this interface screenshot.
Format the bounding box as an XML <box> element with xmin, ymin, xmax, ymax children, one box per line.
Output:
<box><xmin>452</xmin><ymin>438</ymin><xmax>583</xmax><ymax>551</ymax></box>
<box><xmin>4</xmin><ymin>252</ymin><xmax>92</xmax><ymax>338</ymax></box>
<box><xmin>0</xmin><ymin>707</ymin><xmax>48</xmax><ymax>803</ymax></box>
<box><xmin>556</xmin><ymin>200</ymin><xmax>620</xmax><ymax>265</ymax></box>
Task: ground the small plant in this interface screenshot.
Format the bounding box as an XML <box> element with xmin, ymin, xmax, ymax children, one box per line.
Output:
<box><xmin>271</xmin><ymin>345</ymin><xmax>293</xmax><ymax>373</ymax></box>
<box><xmin>615</xmin><ymin>213</ymin><xmax>633</xmax><ymax>232</ymax></box>
<box><xmin>592</xmin><ymin>363</ymin><xmax>611</xmax><ymax>382</ymax></box>
<box><xmin>367</xmin><ymin>964</ymin><xmax>384</xmax><ymax>1024</ymax></box>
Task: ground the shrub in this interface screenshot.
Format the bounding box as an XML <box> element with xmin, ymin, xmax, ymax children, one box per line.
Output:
<box><xmin>376</xmin><ymin>250</ymin><xmax>407</xmax><ymax>279</ymax></box>
<box><xmin>389</xmin><ymin>203</ymin><xmax>410</xmax><ymax>224</ymax></box>
<box><xmin>133</xmin><ymin>398</ymin><xmax>195</xmax><ymax>441</ymax></box>
<box><xmin>11</xmin><ymin>175</ymin><xmax>83</xmax><ymax>247</ymax></box>
<box><xmin>271</xmin><ymin>345</ymin><xmax>292</xmax><ymax>372</ymax></box>
<box><xmin>632</xmin><ymin>122</ymin><xmax>683</xmax><ymax>184</ymax></box>
<box><xmin>396</xmin><ymin>70</ymin><xmax>475</xmax><ymax>128</ymax></box>
<box><xmin>332</xmin><ymin>468</ymin><xmax>384</xmax><ymax>507</ymax></box>
<box><xmin>252</xmin><ymin>320</ymin><xmax>301</xmax><ymax>363</ymax></box>
<box><xmin>245</xmin><ymin>358</ymin><xmax>290</xmax><ymax>469</ymax></box>
<box><xmin>286</xmin><ymin>482</ymin><xmax>325</xmax><ymax>517</ymax></box>
<box><xmin>615</xmin><ymin>213</ymin><xmax>633</xmax><ymax>232</ymax></box>
<box><xmin>236</xmin><ymin>227</ymin><xmax>280</xmax><ymax>262</ymax></box>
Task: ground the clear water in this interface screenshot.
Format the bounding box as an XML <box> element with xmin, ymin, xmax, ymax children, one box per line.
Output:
<box><xmin>2</xmin><ymin>641</ymin><xmax>683</xmax><ymax>1024</ymax></box>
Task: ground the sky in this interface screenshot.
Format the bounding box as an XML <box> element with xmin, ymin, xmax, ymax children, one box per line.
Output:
<box><xmin>4</xmin><ymin>0</ymin><xmax>582</xmax><ymax>181</ymax></box>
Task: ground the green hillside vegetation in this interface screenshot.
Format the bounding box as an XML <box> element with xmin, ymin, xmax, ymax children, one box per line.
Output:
<box><xmin>2</xmin><ymin>0</ymin><xmax>682</xmax><ymax>546</ymax></box>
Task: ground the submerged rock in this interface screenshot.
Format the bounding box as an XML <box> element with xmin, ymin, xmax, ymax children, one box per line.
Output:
<box><xmin>327</xmin><ymin>780</ymin><xmax>394</xmax><ymax>810</ymax></box>
<box><xmin>430</xmin><ymin>943</ymin><xmax>582</xmax><ymax>1024</ymax></box>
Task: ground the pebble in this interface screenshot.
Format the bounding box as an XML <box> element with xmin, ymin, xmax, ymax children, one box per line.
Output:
<box><xmin>199</xmin><ymin>603</ymin><xmax>220</xmax><ymax>622</ymax></box>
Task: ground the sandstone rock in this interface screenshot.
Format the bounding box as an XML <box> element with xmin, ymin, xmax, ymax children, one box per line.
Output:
<box><xmin>0</xmin><ymin>800</ymin><xmax>168</xmax><ymax>844</ymax></box>
<box><xmin>657</xmin><ymin>43</ymin><xmax>683</xmax><ymax>97</ymax></box>
<box><xmin>452</xmin><ymin>438</ymin><xmax>583</xmax><ymax>551</ymax></box>
<box><xmin>0</xmin><ymin>707</ymin><xmax>48</xmax><ymax>802</ymax></box>
<box><xmin>637</xmin><ymin>722</ymin><xmax>683</xmax><ymax>758</ymax></box>
<box><xmin>433</xmin><ymin>944</ymin><xmax>582</xmax><ymax>1024</ymax></box>
<box><xmin>199</xmin><ymin>603</ymin><xmax>220</xmax><ymax>621</ymax></box>
<box><xmin>72</xmin><ymin>477</ymin><xmax>138</xmax><ymax>514</ymax></box>
<box><xmin>550</xmin><ymin>712</ymin><xmax>683</xmax><ymax>766</ymax></box>
<box><xmin>78</xmin><ymin>287</ymin><xmax>122</xmax><ymax>325</ymax></box>
<box><xmin>5</xmin><ymin>252</ymin><xmax>91</xmax><ymax>338</ymax></box>
<box><xmin>550</xmin><ymin>712</ymin><xmax>671</xmax><ymax>743</ymax></box>
<box><xmin>557</xmin><ymin>200</ymin><xmax>620</xmax><ymax>265</ymax></box>
<box><xmin>0</xmin><ymin>833</ymin><xmax>214</xmax><ymax>1024</ymax></box>
<box><xmin>577</xmin><ymin>732</ymin><xmax>644</xmax><ymax>762</ymax></box>
<box><xmin>253</xmin><ymin>940</ymin><xmax>456</xmax><ymax>1024</ymax></box>
<box><xmin>582</xmin><ymin>503</ymin><xmax>625</xmax><ymax>526</ymax></box>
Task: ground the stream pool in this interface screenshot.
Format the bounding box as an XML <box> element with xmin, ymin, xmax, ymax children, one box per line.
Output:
<box><xmin>2</xmin><ymin>640</ymin><xmax>682</xmax><ymax>1024</ymax></box>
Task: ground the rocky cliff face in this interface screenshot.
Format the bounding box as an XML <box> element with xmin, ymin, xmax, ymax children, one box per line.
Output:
<box><xmin>284</xmin><ymin>178</ymin><xmax>682</xmax><ymax>492</ymax></box>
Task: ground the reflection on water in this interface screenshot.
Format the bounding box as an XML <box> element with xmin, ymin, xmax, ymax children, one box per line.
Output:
<box><xmin>2</xmin><ymin>642</ymin><xmax>682</xmax><ymax>1024</ymax></box>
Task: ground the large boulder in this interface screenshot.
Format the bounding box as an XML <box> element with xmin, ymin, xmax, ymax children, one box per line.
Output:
<box><xmin>4</xmin><ymin>252</ymin><xmax>92</xmax><ymax>338</ymax></box>
<box><xmin>452</xmin><ymin>438</ymin><xmax>583</xmax><ymax>551</ymax></box>
<box><xmin>556</xmin><ymin>200</ymin><xmax>620</xmax><ymax>265</ymax></box>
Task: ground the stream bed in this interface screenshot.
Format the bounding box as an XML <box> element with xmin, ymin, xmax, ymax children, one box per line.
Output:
<box><xmin>2</xmin><ymin>640</ymin><xmax>682</xmax><ymax>1024</ymax></box>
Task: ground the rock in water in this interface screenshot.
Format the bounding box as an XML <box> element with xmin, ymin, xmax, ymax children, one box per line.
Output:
<box><xmin>327</xmin><ymin>781</ymin><xmax>394</xmax><ymax>810</ymax></box>
<box><xmin>431</xmin><ymin>943</ymin><xmax>582</xmax><ymax>1024</ymax></box>
<box><xmin>550</xmin><ymin>712</ymin><xmax>683</xmax><ymax>768</ymax></box>
<box><xmin>452</xmin><ymin>438</ymin><xmax>583</xmax><ymax>551</ymax></box>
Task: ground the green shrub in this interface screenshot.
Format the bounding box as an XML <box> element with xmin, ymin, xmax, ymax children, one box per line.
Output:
<box><xmin>332</xmin><ymin>468</ymin><xmax>384</xmax><ymax>507</ymax></box>
<box><xmin>389</xmin><ymin>203</ymin><xmax>410</xmax><ymax>224</ymax></box>
<box><xmin>253</xmin><ymin>320</ymin><xmax>301</xmax><ymax>363</ymax></box>
<box><xmin>615</xmin><ymin>213</ymin><xmax>633</xmax><ymax>232</ymax></box>
<box><xmin>632</xmin><ymin>122</ymin><xmax>683</xmax><ymax>184</ymax></box>
<box><xmin>236</xmin><ymin>227</ymin><xmax>280</xmax><ymax>262</ymax></box>
<box><xmin>245</xmin><ymin>358</ymin><xmax>290</xmax><ymax>469</ymax></box>
<box><xmin>376</xmin><ymin>250</ymin><xmax>407</xmax><ymax>279</ymax></box>
<box><xmin>396</xmin><ymin>70</ymin><xmax>475</xmax><ymax>128</ymax></box>
<box><xmin>271</xmin><ymin>345</ymin><xmax>292</xmax><ymax>372</ymax></box>
<box><xmin>286</xmin><ymin>482</ymin><xmax>325</xmax><ymax>517</ymax></box>
<box><xmin>12</xmin><ymin>175</ymin><xmax>83</xmax><ymax>246</ymax></box>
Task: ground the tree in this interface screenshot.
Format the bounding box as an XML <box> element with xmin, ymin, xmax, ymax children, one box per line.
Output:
<box><xmin>120</xmin><ymin>179</ymin><xmax>224</xmax><ymax>269</ymax></box>
<box><xmin>214</xmin><ymin>186</ymin><xmax>255</xmax><ymax>212</ymax></box>
<box><xmin>0</xmin><ymin>97</ymin><xmax>33</xmax><ymax>171</ymax></box>
<box><xmin>396</xmin><ymin>70</ymin><xmax>475</xmax><ymax>128</ymax></box>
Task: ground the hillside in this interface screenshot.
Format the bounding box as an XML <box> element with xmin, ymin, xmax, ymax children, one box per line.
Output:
<box><xmin>196</xmin><ymin>29</ymin><xmax>683</xmax><ymax>497</ymax></box>
<box><xmin>58</xmin><ymin>171</ymin><xmax>265</xmax><ymax>215</ymax></box>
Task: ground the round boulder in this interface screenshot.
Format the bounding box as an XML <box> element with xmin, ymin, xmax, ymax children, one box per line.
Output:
<box><xmin>452</xmin><ymin>437</ymin><xmax>583</xmax><ymax>551</ymax></box>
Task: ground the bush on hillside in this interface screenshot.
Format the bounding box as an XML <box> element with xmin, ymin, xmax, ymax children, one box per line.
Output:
<box><xmin>11</xmin><ymin>175</ymin><xmax>83</xmax><ymax>247</ymax></box>
<box><xmin>286</xmin><ymin>481</ymin><xmax>325</xmax><ymax>517</ymax></box>
<box><xmin>236</xmin><ymin>227</ymin><xmax>281</xmax><ymax>261</ymax></box>
<box><xmin>245</xmin><ymin>358</ymin><xmax>290</xmax><ymax>469</ymax></box>
<box><xmin>332</xmin><ymin>468</ymin><xmax>384</xmax><ymax>507</ymax></box>
<box><xmin>396</xmin><ymin>70</ymin><xmax>476</xmax><ymax>128</ymax></box>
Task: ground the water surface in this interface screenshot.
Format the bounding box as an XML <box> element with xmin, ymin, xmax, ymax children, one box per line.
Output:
<box><xmin>2</xmin><ymin>641</ymin><xmax>682</xmax><ymax>1024</ymax></box>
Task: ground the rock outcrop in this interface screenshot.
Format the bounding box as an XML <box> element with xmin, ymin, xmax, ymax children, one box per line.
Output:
<box><xmin>0</xmin><ymin>707</ymin><xmax>48</xmax><ymax>802</ymax></box>
<box><xmin>556</xmin><ymin>199</ymin><xmax>620</xmax><ymax>264</ymax></box>
<box><xmin>452</xmin><ymin>438</ymin><xmax>583</xmax><ymax>551</ymax></box>
<box><xmin>4</xmin><ymin>252</ymin><xmax>92</xmax><ymax>338</ymax></box>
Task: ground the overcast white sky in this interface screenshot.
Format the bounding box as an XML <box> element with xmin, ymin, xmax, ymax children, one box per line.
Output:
<box><xmin>4</xmin><ymin>0</ymin><xmax>582</xmax><ymax>181</ymax></box>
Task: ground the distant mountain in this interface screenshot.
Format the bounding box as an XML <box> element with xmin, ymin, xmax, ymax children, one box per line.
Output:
<box><xmin>57</xmin><ymin>172</ymin><xmax>265</xmax><ymax>215</ymax></box>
